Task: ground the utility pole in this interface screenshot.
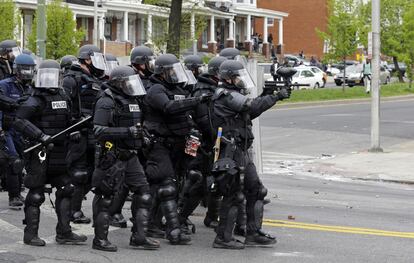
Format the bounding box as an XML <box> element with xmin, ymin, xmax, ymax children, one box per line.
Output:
<box><xmin>37</xmin><ymin>0</ymin><xmax>46</xmax><ymax>59</ymax></box>
<box><xmin>93</xmin><ymin>0</ymin><xmax>98</xmax><ymax>46</ymax></box>
<box><xmin>370</xmin><ymin>0</ymin><xmax>383</xmax><ymax>152</ymax></box>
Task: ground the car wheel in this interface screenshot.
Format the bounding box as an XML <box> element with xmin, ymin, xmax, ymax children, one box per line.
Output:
<box><xmin>314</xmin><ymin>82</ymin><xmax>320</xmax><ymax>89</ymax></box>
<box><xmin>385</xmin><ymin>77</ymin><xmax>390</xmax><ymax>85</ymax></box>
<box><xmin>348</xmin><ymin>84</ymin><xmax>354</xmax><ymax>87</ymax></box>
<box><xmin>335</xmin><ymin>81</ymin><xmax>342</xmax><ymax>86</ymax></box>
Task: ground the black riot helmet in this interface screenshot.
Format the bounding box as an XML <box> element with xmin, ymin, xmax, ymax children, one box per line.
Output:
<box><xmin>108</xmin><ymin>66</ymin><xmax>146</xmax><ymax>97</ymax></box>
<box><xmin>13</xmin><ymin>54</ymin><xmax>36</xmax><ymax>83</ymax></box>
<box><xmin>60</xmin><ymin>55</ymin><xmax>78</xmax><ymax>70</ymax></box>
<box><xmin>208</xmin><ymin>56</ymin><xmax>227</xmax><ymax>77</ymax></box>
<box><xmin>130</xmin><ymin>46</ymin><xmax>155</xmax><ymax>74</ymax></box>
<box><xmin>184</xmin><ymin>55</ymin><xmax>203</xmax><ymax>77</ymax></box>
<box><xmin>0</xmin><ymin>40</ymin><xmax>21</xmax><ymax>62</ymax></box>
<box><xmin>154</xmin><ymin>54</ymin><xmax>188</xmax><ymax>85</ymax></box>
<box><xmin>219</xmin><ymin>60</ymin><xmax>255</xmax><ymax>95</ymax></box>
<box><xmin>35</xmin><ymin>60</ymin><xmax>62</xmax><ymax>90</ymax></box>
<box><xmin>219</xmin><ymin>48</ymin><xmax>240</xmax><ymax>60</ymax></box>
<box><xmin>77</xmin><ymin>44</ymin><xmax>106</xmax><ymax>78</ymax></box>
<box><xmin>104</xmin><ymin>53</ymin><xmax>119</xmax><ymax>75</ymax></box>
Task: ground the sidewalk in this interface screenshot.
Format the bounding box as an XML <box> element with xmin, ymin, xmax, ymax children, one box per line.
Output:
<box><xmin>309</xmin><ymin>141</ymin><xmax>414</xmax><ymax>184</ymax></box>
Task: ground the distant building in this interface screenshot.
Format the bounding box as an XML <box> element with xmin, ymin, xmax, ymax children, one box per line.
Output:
<box><xmin>254</xmin><ymin>0</ymin><xmax>328</xmax><ymax>59</ymax></box>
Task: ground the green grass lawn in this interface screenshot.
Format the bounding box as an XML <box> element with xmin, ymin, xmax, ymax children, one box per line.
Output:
<box><xmin>282</xmin><ymin>83</ymin><xmax>414</xmax><ymax>103</ymax></box>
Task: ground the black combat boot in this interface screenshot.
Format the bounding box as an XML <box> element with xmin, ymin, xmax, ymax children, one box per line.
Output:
<box><xmin>23</xmin><ymin>206</ymin><xmax>46</xmax><ymax>246</ymax></box>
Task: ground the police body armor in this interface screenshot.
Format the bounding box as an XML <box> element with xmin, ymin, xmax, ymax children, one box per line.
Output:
<box><xmin>110</xmin><ymin>90</ymin><xmax>143</xmax><ymax>150</ymax></box>
<box><xmin>145</xmin><ymin>84</ymin><xmax>194</xmax><ymax>138</ymax></box>
<box><xmin>192</xmin><ymin>77</ymin><xmax>216</xmax><ymax>143</ymax></box>
<box><xmin>212</xmin><ymin>88</ymin><xmax>254</xmax><ymax>150</ymax></box>
<box><xmin>31</xmin><ymin>89</ymin><xmax>71</xmax><ymax>173</ymax></box>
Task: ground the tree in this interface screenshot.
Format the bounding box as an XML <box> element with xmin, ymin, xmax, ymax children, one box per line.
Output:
<box><xmin>317</xmin><ymin>0</ymin><xmax>360</xmax><ymax>91</ymax></box>
<box><xmin>380</xmin><ymin>0</ymin><xmax>410</xmax><ymax>82</ymax></box>
<box><xmin>0</xmin><ymin>0</ymin><xmax>21</xmax><ymax>42</ymax></box>
<box><xmin>167</xmin><ymin>0</ymin><xmax>183</xmax><ymax>56</ymax></box>
<box><xmin>28</xmin><ymin>0</ymin><xmax>84</xmax><ymax>59</ymax></box>
<box><xmin>400</xmin><ymin>2</ymin><xmax>414</xmax><ymax>88</ymax></box>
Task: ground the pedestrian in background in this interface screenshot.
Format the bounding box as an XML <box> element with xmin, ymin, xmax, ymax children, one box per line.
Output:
<box><xmin>363</xmin><ymin>59</ymin><xmax>372</xmax><ymax>93</ymax></box>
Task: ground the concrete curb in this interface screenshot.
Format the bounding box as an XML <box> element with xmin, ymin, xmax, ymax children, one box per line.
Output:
<box><xmin>275</xmin><ymin>95</ymin><xmax>414</xmax><ymax>109</ymax></box>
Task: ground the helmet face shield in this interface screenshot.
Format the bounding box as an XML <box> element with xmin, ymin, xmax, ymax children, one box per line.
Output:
<box><xmin>35</xmin><ymin>68</ymin><xmax>61</xmax><ymax>88</ymax></box>
<box><xmin>232</xmin><ymin>69</ymin><xmax>255</xmax><ymax>95</ymax></box>
<box><xmin>185</xmin><ymin>70</ymin><xmax>197</xmax><ymax>86</ymax></box>
<box><xmin>145</xmin><ymin>57</ymin><xmax>156</xmax><ymax>73</ymax></box>
<box><xmin>91</xmin><ymin>52</ymin><xmax>106</xmax><ymax>70</ymax></box>
<box><xmin>165</xmin><ymin>63</ymin><xmax>189</xmax><ymax>84</ymax></box>
<box><xmin>9</xmin><ymin>47</ymin><xmax>22</xmax><ymax>60</ymax></box>
<box><xmin>17</xmin><ymin>65</ymin><xmax>36</xmax><ymax>81</ymax></box>
<box><xmin>120</xmin><ymin>75</ymin><xmax>146</xmax><ymax>96</ymax></box>
<box><xmin>105</xmin><ymin>60</ymin><xmax>119</xmax><ymax>75</ymax></box>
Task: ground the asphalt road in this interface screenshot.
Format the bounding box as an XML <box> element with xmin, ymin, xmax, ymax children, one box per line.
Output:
<box><xmin>260</xmin><ymin>98</ymin><xmax>414</xmax><ymax>156</ymax></box>
<box><xmin>0</xmin><ymin>98</ymin><xmax>413</xmax><ymax>263</ymax></box>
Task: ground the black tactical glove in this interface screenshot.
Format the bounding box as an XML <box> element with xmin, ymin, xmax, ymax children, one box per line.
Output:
<box><xmin>129</xmin><ymin>125</ymin><xmax>143</xmax><ymax>139</ymax></box>
<box><xmin>275</xmin><ymin>88</ymin><xmax>291</xmax><ymax>101</ymax></box>
<box><xmin>69</xmin><ymin>131</ymin><xmax>81</xmax><ymax>142</ymax></box>
<box><xmin>39</xmin><ymin>134</ymin><xmax>52</xmax><ymax>145</ymax></box>
<box><xmin>199</xmin><ymin>93</ymin><xmax>213</xmax><ymax>103</ymax></box>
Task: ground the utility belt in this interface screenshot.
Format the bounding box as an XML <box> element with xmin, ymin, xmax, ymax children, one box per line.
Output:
<box><xmin>95</xmin><ymin>141</ymin><xmax>137</xmax><ymax>167</ymax></box>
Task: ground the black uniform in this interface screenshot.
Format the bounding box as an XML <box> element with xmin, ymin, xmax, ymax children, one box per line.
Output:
<box><xmin>178</xmin><ymin>73</ymin><xmax>221</xmax><ymax>229</ymax></box>
<box><xmin>92</xmin><ymin>77</ymin><xmax>159</xmax><ymax>251</ymax></box>
<box><xmin>63</xmin><ymin>63</ymin><xmax>104</xmax><ymax>223</ymax></box>
<box><xmin>143</xmin><ymin>74</ymin><xmax>203</xmax><ymax>244</ymax></box>
<box><xmin>14</xmin><ymin>87</ymin><xmax>87</xmax><ymax>246</ymax></box>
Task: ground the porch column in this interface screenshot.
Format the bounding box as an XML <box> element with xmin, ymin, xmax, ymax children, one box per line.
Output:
<box><xmin>226</xmin><ymin>17</ymin><xmax>235</xmax><ymax>48</ymax></box>
<box><xmin>278</xmin><ymin>18</ymin><xmax>284</xmax><ymax>55</ymax></box>
<box><xmin>208</xmin><ymin>15</ymin><xmax>216</xmax><ymax>53</ymax></box>
<box><xmin>191</xmin><ymin>12</ymin><xmax>197</xmax><ymax>55</ymax></box>
<box><xmin>146</xmin><ymin>14</ymin><xmax>153</xmax><ymax>45</ymax></box>
<box><xmin>262</xmin><ymin>16</ymin><xmax>270</xmax><ymax>58</ymax></box>
<box><xmin>123</xmin><ymin>11</ymin><xmax>129</xmax><ymax>41</ymax></box>
<box><xmin>245</xmin><ymin>14</ymin><xmax>252</xmax><ymax>52</ymax></box>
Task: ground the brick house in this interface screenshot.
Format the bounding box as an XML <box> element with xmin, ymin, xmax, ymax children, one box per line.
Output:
<box><xmin>254</xmin><ymin>0</ymin><xmax>328</xmax><ymax>59</ymax></box>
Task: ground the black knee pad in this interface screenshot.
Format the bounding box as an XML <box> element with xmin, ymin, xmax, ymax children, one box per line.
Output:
<box><xmin>72</xmin><ymin>170</ymin><xmax>88</xmax><ymax>185</ymax></box>
<box><xmin>158</xmin><ymin>184</ymin><xmax>177</xmax><ymax>201</ymax></box>
<box><xmin>26</xmin><ymin>191</ymin><xmax>45</xmax><ymax>207</ymax></box>
<box><xmin>135</xmin><ymin>193</ymin><xmax>152</xmax><ymax>209</ymax></box>
<box><xmin>56</xmin><ymin>184</ymin><xmax>75</xmax><ymax>198</ymax></box>
<box><xmin>258</xmin><ymin>186</ymin><xmax>268</xmax><ymax>200</ymax></box>
<box><xmin>101</xmin><ymin>197</ymin><xmax>112</xmax><ymax>209</ymax></box>
<box><xmin>10</xmin><ymin>158</ymin><xmax>24</xmax><ymax>174</ymax></box>
<box><xmin>188</xmin><ymin>170</ymin><xmax>202</xmax><ymax>183</ymax></box>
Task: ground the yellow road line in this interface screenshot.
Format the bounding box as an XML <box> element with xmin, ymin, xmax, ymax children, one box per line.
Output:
<box><xmin>263</xmin><ymin>219</ymin><xmax>414</xmax><ymax>239</ymax></box>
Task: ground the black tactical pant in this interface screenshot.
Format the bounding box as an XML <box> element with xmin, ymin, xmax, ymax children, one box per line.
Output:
<box><xmin>145</xmin><ymin>141</ymin><xmax>190</xmax><ymax>241</ymax></box>
<box><xmin>179</xmin><ymin>144</ymin><xmax>220</xmax><ymax>225</ymax></box>
<box><xmin>215</xmin><ymin>147</ymin><xmax>267</xmax><ymax>242</ymax></box>
<box><xmin>66</xmin><ymin>130</ymin><xmax>95</xmax><ymax>217</ymax></box>
<box><xmin>23</xmin><ymin>148</ymin><xmax>73</xmax><ymax>241</ymax></box>
<box><xmin>92</xmin><ymin>151</ymin><xmax>151</xmax><ymax>244</ymax></box>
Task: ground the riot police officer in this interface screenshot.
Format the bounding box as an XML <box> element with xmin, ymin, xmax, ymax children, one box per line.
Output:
<box><xmin>13</xmin><ymin>60</ymin><xmax>87</xmax><ymax>246</ymax></box>
<box><xmin>219</xmin><ymin>48</ymin><xmax>240</xmax><ymax>60</ymax></box>
<box><xmin>92</xmin><ymin>66</ymin><xmax>159</xmax><ymax>252</ymax></box>
<box><xmin>178</xmin><ymin>56</ymin><xmax>228</xmax><ymax>231</ymax></box>
<box><xmin>63</xmin><ymin>44</ymin><xmax>107</xmax><ymax>224</ymax></box>
<box><xmin>60</xmin><ymin>55</ymin><xmax>78</xmax><ymax>76</ymax></box>
<box><xmin>0</xmin><ymin>54</ymin><xmax>36</xmax><ymax>208</ymax></box>
<box><xmin>129</xmin><ymin>46</ymin><xmax>155</xmax><ymax>88</ymax></box>
<box><xmin>184</xmin><ymin>55</ymin><xmax>203</xmax><ymax>80</ymax></box>
<box><xmin>211</xmin><ymin>60</ymin><xmax>290</xmax><ymax>249</ymax></box>
<box><xmin>0</xmin><ymin>40</ymin><xmax>21</xmax><ymax>80</ymax></box>
<box><xmin>143</xmin><ymin>54</ymin><xmax>210</xmax><ymax>245</ymax></box>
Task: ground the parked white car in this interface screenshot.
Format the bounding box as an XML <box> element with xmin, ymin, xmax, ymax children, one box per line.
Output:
<box><xmin>295</xmin><ymin>65</ymin><xmax>327</xmax><ymax>87</ymax></box>
<box><xmin>291</xmin><ymin>68</ymin><xmax>323</xmax><ymax>89</ymax></box>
